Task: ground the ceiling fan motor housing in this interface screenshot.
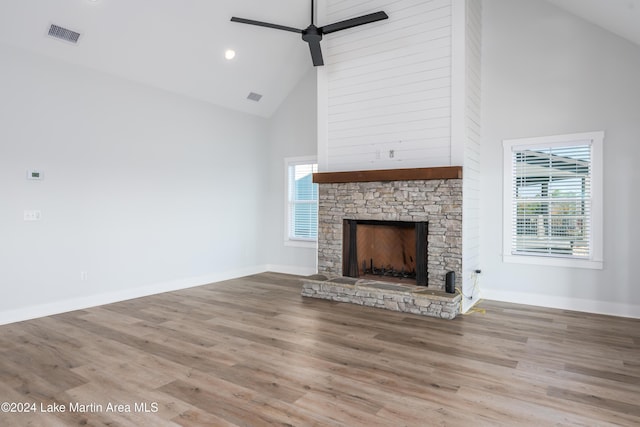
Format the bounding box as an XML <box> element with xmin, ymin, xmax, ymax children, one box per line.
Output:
<box><xmin>302</xmin><ymin>25</ymin><xmax>322</xmax><ymax>43</ymax></box>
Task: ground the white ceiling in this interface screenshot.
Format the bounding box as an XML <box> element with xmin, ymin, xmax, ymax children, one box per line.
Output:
<box><xmin>546</xmin><ymin>0</ymin><xmax>640</xmax><ymax>46</ymax></box>
<box><xmin>0</xmin><ymin>1</ymin><xmax>638</xmax><ymax>118</ymax></box>
<box><xmin>0</xmin><ymin>0</ymin><xmax>314</xmax><ymax>117</ymax></box>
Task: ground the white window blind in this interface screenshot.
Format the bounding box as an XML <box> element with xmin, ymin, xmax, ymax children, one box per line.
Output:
<box><xmin>511</xmin><ymin>143</ymin><xmax>592</xmax><ymax>258</ymax></box>
<box><xmin>287</xmin><ymin>162</ymin><xmax>318</xmax><ymax>241</ymax></box>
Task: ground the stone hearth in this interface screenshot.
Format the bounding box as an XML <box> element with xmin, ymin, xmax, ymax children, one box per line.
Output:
<box><xmin>302</xmin><ymin>275</ymin><xmax>461</xmax><ymax>319</ymax></box>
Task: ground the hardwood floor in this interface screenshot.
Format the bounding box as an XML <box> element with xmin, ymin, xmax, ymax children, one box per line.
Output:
<box><xmin>1</xmin><ymin>272</ymin><xmax>639</xmax><ymax>426</ymax></box>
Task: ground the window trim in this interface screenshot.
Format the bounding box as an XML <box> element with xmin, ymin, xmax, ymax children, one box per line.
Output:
<box><xmin>284</xmin><ymin>156</ymin><xmax>318</xmax><ymax>249</ymax></box>
<box><xmin>502</xmin><ymin>131</ymin><xmax>604</xmax><ymax>269</ymax></box>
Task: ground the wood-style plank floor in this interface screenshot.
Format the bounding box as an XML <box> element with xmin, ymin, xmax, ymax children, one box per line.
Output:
<box><xmin>1</xmin><ymin>272</ymin><xmax>639</xmax><ymax>426</ymax></box>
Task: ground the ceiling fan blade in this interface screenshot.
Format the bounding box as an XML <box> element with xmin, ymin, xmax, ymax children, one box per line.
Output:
<box><xmin>230</xmin><ymin>17</ymin><xmax>303</xmax><ymax>34</ymax></box>
<box><xmin>307</xmin><ymin>40</ymin><xmax>324</xmax><ymax>66</ymax></box>
<box><xmin>320</xmin><ymin>11</ymin><xmax>388</xmax><ymax>35</ymax></box>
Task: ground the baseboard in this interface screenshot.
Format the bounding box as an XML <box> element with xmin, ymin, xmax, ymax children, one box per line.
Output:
<box><xmin>481</xmin><ymin>289</ymin><xmax>640</xmax><ymax>319</ymax></box>
<box><xmin>461</xmin><ymin>295</ymin><xmax>481</xmax><ymax>313</ymax></box>
<box><xmin>0</xmin><ymin>265</ymin><xmax>268</xmax><ymax>326</ymax></box>
<box><xmin>461</xmin><ymin>274</ymin><xmax>482</xmax><ymax>313</ymax></box>
<box><xmin>265</xmin><ymin>264</ymin><xmax>317</xmax><ymax>277</ymax></box>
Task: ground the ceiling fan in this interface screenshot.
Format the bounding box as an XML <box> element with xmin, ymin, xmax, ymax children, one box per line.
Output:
<box><xmin>231</xmin><ymin>0</ymin><xmax>388</xmax><ymax>66</ymax></box>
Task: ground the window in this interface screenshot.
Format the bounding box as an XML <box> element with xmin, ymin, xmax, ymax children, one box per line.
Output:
<box><xmin>503</xmin><ymin>132</ymin><xmax>603</xmax><ymax>269</ymax></box>
<box><xmin>285</xmin><ymin>157</ymin><xmax>318</xmax><ymax>247</ymax></box>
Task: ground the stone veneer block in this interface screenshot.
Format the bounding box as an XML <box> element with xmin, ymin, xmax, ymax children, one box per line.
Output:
<box><xmin>301</xmin><ymin>275</ymin><xmax>461</xmax><ymax>320</ymax></box>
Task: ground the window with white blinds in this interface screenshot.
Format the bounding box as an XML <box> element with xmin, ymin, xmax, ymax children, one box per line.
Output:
<box><xmin>503</xmin><ymin>132</ymin><xmax>603</xmax><ymax>269</ymax></box>
<box><xmin>286</xmin><ymin>159</ymin><xmax>318</xmax><ymax>243</ymax></box>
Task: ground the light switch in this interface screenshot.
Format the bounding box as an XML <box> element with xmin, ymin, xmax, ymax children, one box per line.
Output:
<box><xmin>24</xmin><ymin>210</ymin><xmax>42</xmax><ymax>221</ymax></box>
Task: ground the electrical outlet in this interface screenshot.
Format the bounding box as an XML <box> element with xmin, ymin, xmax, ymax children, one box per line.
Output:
<box><xmin>26</xmin><ymin>169</ymin><xmax>44</xmax><ymax>180</ymax></box>
<box><xmin>80</xmin><ymin>271</ymin><xmax>88</xmax><ymax>281</ymax></box>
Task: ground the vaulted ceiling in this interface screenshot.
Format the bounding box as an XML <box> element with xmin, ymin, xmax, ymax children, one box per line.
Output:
<box><xmin>0</xmin><ymin>0</ymin><xmax>638</xmax><ymax>118</ymax></box>
<box><xmin>546</xmin><ymin>0</ymin><xmax>640</xmax><ymax>47</ymax></box>
<box><xmin>0</xmin><ymin>0</ymin><xmax>314</xmax><ymax>117</ymax></box>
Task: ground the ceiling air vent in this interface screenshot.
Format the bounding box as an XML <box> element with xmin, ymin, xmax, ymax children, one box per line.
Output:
<box><xmin>247</xmin><ymin>92</ymin><xmax>263</xmax><ymax>102</ymax></box>
<box><xmin>47</xmin><ymin>24</ymin><xmax>81</xmax><ymax>44</ymax></box>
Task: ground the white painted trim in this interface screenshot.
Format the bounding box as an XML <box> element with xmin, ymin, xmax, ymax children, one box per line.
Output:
<box><xmin>461</xmin><ymin>295</ymin><xmax>481</xmax><ymax>314</ymax></box>
<box><xmin>503</xmin><ymin>254</ymin><xmax>603</xmax><ymax>269</ymax></box>
<box><xmin>283</xmin><ymin>239</ymin><xmax>317</xmax><ymax>249</ymax></box>
<box><xmin>316</xmin><ymin>67</ymin><xmax>328</xmax><ymax>171</ymax></box>
<box><xmin>481</xmin><ymin>289</ymin><xmax>640</xmax><ymax>319</ymax></box>
<box><xmin>590</xmin><ymin>131</ymin><xmax>604</xmax><ymax>264</ymax></box>
<box><xmin>316</xmin><ymin>0</ymin><xmax>327</xmax><ymax>171</ymax></box>
<box><xmin>502</xmin><ymin>140</ymin><xmax>514</xmax><ymax>260</ymax></box>
<box><xmin>0</xmin><ymin>265</ymin><xmax>268</xmax><ymax>326</ymax></box>
<box><xmin>461</xmin><ymin>271</ymin><xmax>482</xmax><ymax>313</ymax></box>
<box><xmin>450</xmin><ymin>0</ymin><xmax>466</xmax><ymax>166</ymax></box>
<box><xmin>265</xmin><ymin>264</ymin><xmax>316</xmax><ymax>277</ymax></box>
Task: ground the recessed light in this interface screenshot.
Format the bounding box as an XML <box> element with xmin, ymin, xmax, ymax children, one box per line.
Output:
<box><xmin>224</xmin><ymin>49</ymin><xmax>236</xmax><ymax>60</ymax></box>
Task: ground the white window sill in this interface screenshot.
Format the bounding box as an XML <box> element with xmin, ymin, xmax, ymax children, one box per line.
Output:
<box><xmin>284</xmin><ymin>239</ymin><xmax>318</xmax><ymax>249</ymax></box>
<box><xmin>503</xmin><ymin>254</ymin><xmax>603</xmax><ymax>270</ymax></box>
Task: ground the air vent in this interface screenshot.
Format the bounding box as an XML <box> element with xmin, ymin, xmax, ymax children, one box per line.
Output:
<box><xmin>47</xmin><ymin>24</ymin><xmax>81</xmax><ymax>44</ymax></box>
<box><xmin>247</xmin><ymin>92</ymin><xmax>263</xmax><ymax>102</ymax></box>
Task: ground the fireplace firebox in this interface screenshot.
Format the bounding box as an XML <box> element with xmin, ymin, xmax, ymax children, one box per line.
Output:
<box><xmin>343</xmin><ymin>219</ymin><xmax>428</xmax><ymax>286</ymax></box>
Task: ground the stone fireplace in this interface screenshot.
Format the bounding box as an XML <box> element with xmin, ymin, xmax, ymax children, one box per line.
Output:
<box><xmin>317</xmin><ymin>168</ymin><xmax>462</xmax><ymax>291</ymax></box>
<box><xmin>302</xmin><ymin>167</ymin><xmax>463</xmax><ymax>319</ymax></box>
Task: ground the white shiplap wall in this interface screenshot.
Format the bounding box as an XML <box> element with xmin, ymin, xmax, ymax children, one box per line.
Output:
<box><xmin>323</xmin><ymin>0</ymin><xmax>453</xmax><ymax>172</ymax></box>
<box><xmin>462</xmin><ymin>0</ymin><xmax>482</xmax><ymax>311</ymax></box>
<box><xmin>319</xmin><ymin>0</ymin><xmax>482</xmax><ymax>312</ymax></box>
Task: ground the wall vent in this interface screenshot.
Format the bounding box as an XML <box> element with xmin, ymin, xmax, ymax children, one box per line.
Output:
<box><xmin>247</xmin><ymin>92</ymin><xmax>263</xmax><ymax>102</ymax></box>
<box><xmin>47</xmin><ymin>24</ymin><xmax>81</xmax><ymax>44</ymax></box>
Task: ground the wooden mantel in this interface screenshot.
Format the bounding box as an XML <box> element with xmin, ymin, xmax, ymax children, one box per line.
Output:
<box><xmin>312</xmin><ymin>166</ymin><xmax>462</xmax><ymax>184</ymax></box>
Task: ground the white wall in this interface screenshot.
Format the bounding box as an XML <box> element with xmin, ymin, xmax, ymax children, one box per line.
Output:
<box><xmin>264</xmin><ymin>69</ymin><xmax>318</xmax><ymax>275</ymax></box>
<box><xmin>480</xmin><ymin>0</ymin><xmax>640</xmax><ymax>317</ymax></box>
<box><xmin>0</xmin><ymin>42</ymin><xmax>269</xmax><ymax>324</ymax></box>
<box><xmin>459</xmin><ymin>0</ymin><xmax>483</xmax><ymax>311</ymax></box>
<box><xmin>320</xmin><ymin>0</ymin><xmax>454</xmax><ymax>172</ymax></box>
